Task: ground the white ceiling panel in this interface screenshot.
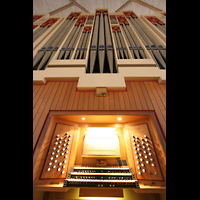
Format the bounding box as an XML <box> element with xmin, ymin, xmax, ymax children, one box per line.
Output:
<box><xmin>33</xmin><ymin>0</ymin><xmax>71</xmax><ymax>14</ymax></box>
<box><xmin>76</xmin><ymin>0</ymin><xmax>129</xmax><ymax>13</ymax></box>
<box><xmin>122</xmin><ymin>1</ymin><xmax>155</xmax><ymax>16</ymax></box>
<box><xmin>51</xmin><ymin>5</ymin><xmax>82</xmax><ymax>18</ymax></box>
<box><xmin>33</xmin><ymin>0</ymin><xmax>166</xmax><ymax>17</ymax></box>
<box><xmin>141</xmin><ymin>0</ymin><xmax>166</xmax><ymax>11</ymax></box>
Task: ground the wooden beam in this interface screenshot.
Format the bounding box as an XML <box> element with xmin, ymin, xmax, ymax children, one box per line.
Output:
<box><xmin>132</xmin><ymin>0</ymin><xmax>162</xmax><ymax>12</ymax></box>
<box><xmin>116</xmin><ymin>0</ymin><xmax>162</xmax><ymax>12</ymax></box>
<box><xmin>49</xmin><ymin>2</ymin><xmax>74</xmax><ymax>16</ymax></box>
<box><xmin>69</xmin><ymin>0</ymin><xmax>89</xmax><ymax>13</ymax></box>
<box><xmin>115</xmin><ymin>0</ymin><xmax>132</xmax><ymax>12</ymax></box>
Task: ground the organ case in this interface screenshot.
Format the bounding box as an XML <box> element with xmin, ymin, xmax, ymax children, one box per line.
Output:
<box><xmin>33</xmin><ymin>113</ymin><xmax>166</xmax><ymax>192</ymax></box>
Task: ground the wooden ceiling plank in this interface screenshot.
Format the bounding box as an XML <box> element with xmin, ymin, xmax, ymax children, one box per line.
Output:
<box><xmin>70</xmin><ymin>0</ymin><xmax>89</xmax><ymax>13</ymax></box>
<box><xmin>49</xmin><ymin>2</ymin><xmax>74</xmax><ymax>16</ymax></box>
<box><xmin>116</xmin><ymin>0</ymin><xmax>162</xmax><ymax>12</ymax></box>
<box><xmin>115</xmin><ymin>0</ymin><xmax>132</xmax><ymax>12</ymax></box>
<box><xmin>132</xmin><ymin>0</ymin><xmax>162</xmax><ymax>12</ymax></box>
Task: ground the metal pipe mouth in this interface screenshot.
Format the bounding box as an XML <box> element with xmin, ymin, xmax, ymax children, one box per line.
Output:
<box><xmin>99</xmin><ymin>45</ymin><xmax>105</xmax><ymax>50</ymax></box>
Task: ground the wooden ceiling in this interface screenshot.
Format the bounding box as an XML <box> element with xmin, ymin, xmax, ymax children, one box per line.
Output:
<box><xmin>33</xmin><ymin>0</ymin><xmax>166</xmax><ymax>18</ymax></box>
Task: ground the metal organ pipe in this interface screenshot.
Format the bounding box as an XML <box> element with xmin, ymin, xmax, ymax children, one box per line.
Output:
<box><xmin>33</xmin><ymin>10</ymin><xmax>166</xmax><ymax>72</ymax></box>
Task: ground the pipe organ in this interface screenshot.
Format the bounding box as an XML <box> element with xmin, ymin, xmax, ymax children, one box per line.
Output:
<box><xmin>33</xmin><ymin>9</ymin><xmax>166</xmax><ymax>198</ymax></box>
<box><xmin>33</xmin><ymin>9</ymin><xmax>166</xmax><ymax>73</ymax></box>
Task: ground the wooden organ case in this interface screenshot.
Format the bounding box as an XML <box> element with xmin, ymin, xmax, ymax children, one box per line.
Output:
<box><xmin>33</xmin><ymin>113</ymin><xmax>166</xmax><ymax>194</ymax></box>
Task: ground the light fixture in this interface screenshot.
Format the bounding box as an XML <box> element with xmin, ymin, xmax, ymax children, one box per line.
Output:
<box><xmin>118</xmin><ymin>117</ymin><xmax>122</xmax><ymax>120</ymax></box>
<box><xmin>82</xmin><ymin>117</ymin><xmax>85</xmax><ymax>120</ymax></box>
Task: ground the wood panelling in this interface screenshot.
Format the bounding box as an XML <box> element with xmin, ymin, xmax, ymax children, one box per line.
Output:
<box><xmin>33</xmin><ymin>81</ymin><xmax>166</xmax><ymax>150</ymax></box>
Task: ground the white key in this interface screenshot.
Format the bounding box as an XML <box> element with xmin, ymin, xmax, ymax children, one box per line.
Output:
<box><xmin>50</xmin><ymin>157</ymin><xmax>53</xmax><ymax>160</ymax></box>
<box><xmin>56</xmin><ymin>134</ymin><xmax>59</xmax><ymax>137</ymax></box>
<box><xmin>142</xmin><ymin>169</ymin><xmax>145</xmax><ymax>172</ymax></box>
<box><xmin>62</xmin><ymin>171</ymin><xmax>65</xmax><ymax>174</ymax></box>
<box><xmin>138</xmin><ymin>172</ymin><xmax>142</xmax><ymax>175</ymax></box>
<box><xmin>49</xmin><ymin>162</ymin><xmax>52</xmax><ymax>165</ymax></box>
<box><xmin>57</xmin><ymin>168</ymin><xmax>61</xmax><ymax>171</ymax></box>
<box><xmin>151</xmin><ymin>163</ymin><xmax>155</xmax><ymax>167</ymax></box>
<box><xmin>51</xmin><ymin>152</ymin><xmax>55</xmax><ymax>155</ymax></box>
<box><xmin>59</xmin><ymin>162</ymin><xmax>62</xmax><ymax>166</ymax></box>
<box><xmin>137</xmin><ymin>166</ymin><xmax>140</xmax><ymax>169</ymax></box>
<box><xmin>47</xmin><ymin>168</ymin><xmax>50</xmax><ymax>171</ymax></box>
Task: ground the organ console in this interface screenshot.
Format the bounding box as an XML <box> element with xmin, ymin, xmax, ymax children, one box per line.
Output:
<box><xmin>63</xmin><ymin>166</ymin><xmax>139</xmax><ymax>188</ymax></box>
<box><xmin>33</xmin><ymin>113</ymin><xmax>166</xmax><ymax>194</ymax></box>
